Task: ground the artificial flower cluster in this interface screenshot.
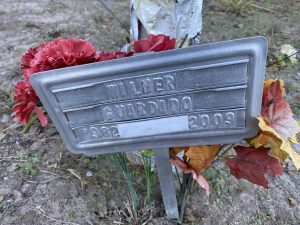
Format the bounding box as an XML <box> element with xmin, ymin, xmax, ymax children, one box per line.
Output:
<box><xmin>13</xmin><ymin>35</ymin><xmax>176</xmax><ymax>127</ymax></box>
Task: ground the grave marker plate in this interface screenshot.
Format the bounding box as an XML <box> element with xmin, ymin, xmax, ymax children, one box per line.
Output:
<box><xmin>30</xmin><ymin>37</ymin><xmax>267</xmax><ymax>155</ymax></box>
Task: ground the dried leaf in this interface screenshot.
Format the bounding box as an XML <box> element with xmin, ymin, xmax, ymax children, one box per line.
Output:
<box><xmin>185</xmin><ymin>145</ymin><xmax>221</xmax><ymax>173</ymax></box>
<box><xmin>281</xmin><ymin>140</ymin><xmax>300</xmax><ymax>170</ymax></box>
<box><xmin>257</xmin><ymin>117</ymin><xmax>300</xmax><ymax>169</ymax></box>
<box><xmin>261</xmin><ymin>80</ymin><xmax>300</xmax><ymax>141</ymax></box>
<box><xmin>170</xmin><ymin>146</ymin><xmax>189</xmax><ymax>157</ymax></box>
<box><xmin>263</xmin><ymin>79</ymin><xmax>285</xmax><ymax>96</ymax></box>
<box><xmin>250</xmin><ymin>133</ymin><xmax>288</xmax><ymax>163</ymax></box>
<box><xmin>225</xmin><ymin>146</ymin><xmax>283</xmax><ymax>188</ymax></box>
<box><xmin>170</xmin><ymin>156</ymin><xmax>209</xmax><ymax>195</ymax></box>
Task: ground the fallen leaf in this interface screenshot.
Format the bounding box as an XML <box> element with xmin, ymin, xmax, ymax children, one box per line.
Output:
<box><xmin>250</xmin><ymin>133</ymin><xmax>288</xmax><ymax>163</ymax></box>
<box><xmin>170</xmin><ymin>156</ymin><xmax>209</xmax><ymax>195</ymax></box>
<box><xmin>170</xmin><ymin>146</ymin><xmax>189</xmax><ymax>157</ymax></box>
<box><xmin>261</xmin><ymin>80</ymin><xmax>300</xmax><ymax>141</ymax></box>
<box><xmin>288</xmin><ymin>197</ymin><xmax>297</xmax><ymax>206</ymax></box>
<box><xmin>281</xmin><ymin>140</ymin><xmax>300</xmax><ymax>170</ymax></box>
<box><xmin>225</xmin><ymin>146</ymin><xmax>284</xmax><ymax>188</ymax></box>
<box><xmin>263</xmin><ymin>79</ymin><xmax>285</xmax><ymax>96</ymax></box>
<box><xmin>257</xmin><ymin>118</ymin><xmax>300</xmax><ymax>169</ymax></box>
<box><xmin>185</xmin><ymin>145</ymin><xmax>221</xmax><ymax>173</ymax></box>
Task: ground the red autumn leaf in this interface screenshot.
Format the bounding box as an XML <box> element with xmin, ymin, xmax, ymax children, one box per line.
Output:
<box><xmin>133</xmin><ymin>34</ymin><xmax>176</xmax><ymax>53</ymax></box>
<box><xmin>170</xmin><ymin>155</ymin><xmax>209</xmax><ymax>195</ymax></box>
<box><xmin>261</xmin><ymin>80</ymin><xmax>300</xmax><ymax>140</ymax></box>
<box><xmin>225</xmin><ymin>146</ymin><xmax>283</xmax><ymax>188</ymax></box>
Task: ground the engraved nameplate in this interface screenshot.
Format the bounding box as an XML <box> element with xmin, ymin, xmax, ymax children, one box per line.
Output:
<box><xmin>30</xmin><ymin>37</ymin><xmax>267</xmax><ymax>155</ymax></box>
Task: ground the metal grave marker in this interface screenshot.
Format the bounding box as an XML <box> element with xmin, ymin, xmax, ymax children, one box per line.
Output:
<box><xmin>30</xmin><ymin>36</ymin><xmax>267</xmax><ymax>219</ymax></box>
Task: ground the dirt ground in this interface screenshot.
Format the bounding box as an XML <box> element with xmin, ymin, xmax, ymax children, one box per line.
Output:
<box><xmin>0</xmin><ymin>0</ymin><xmax>300</xmax><ymax>224</ymax></box>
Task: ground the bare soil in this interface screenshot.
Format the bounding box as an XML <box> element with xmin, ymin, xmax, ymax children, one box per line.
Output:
<box><xmin>0</xmin><ymin>0</ymin><xmax>300</xmax><ymax>225</ymax></box>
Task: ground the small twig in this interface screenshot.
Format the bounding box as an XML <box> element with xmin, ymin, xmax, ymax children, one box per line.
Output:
<box><xmin>249</xmin><ymin>3</ymin><xmax>276</xmax><ymax>13</ymax></box>
<box><xmin>29</xmin><ymin>199</ymin><xmax>46</xmax><ymax>214</ymax></box>
<box><xmin>267</xmin><ymin>50</ymin><xmax>300</xmax><ymax>67</ymax></box>
<box><xmin>178</xmin><ymin>34</ymin><xmax>188</xmax><ymax>48</ymax></box>
<box><xmin>40</xmin><ymin>176</ymin><xmax>62</xmax><ymax>184</ymax></box>
<box><xmin>67</xmin><ymin>169</ymin><xmax>81</xmax><ymax>180</ymax></box>
<box><xmin>0</xmin><ymin>158</ymin><xmax>27</xmax><ymax>162</ymax></box>
<box><xmin>86</xmin><ymin>220</ymin><xmax>93</xmax><ymax>225</ymax></box>
<box><xmin>1</xmin><ymin>124</ymin><xmax>20</xmax><ymax>132</ymax></box>
<box><xmin>0</xmin><ymin>156</ymin><xmax>18</xmax><ymax>159</ymax></box>
<box><xmin>174</xmin><ymin>166</ymin><xmax>182</xmax><ymax>186</ymax></box>
<box><xmin>31</xmin><ymin>209</ymin><xmax>80</xmax><ymax>225</ymax></box>
<box><xmin>67</xmin><ymin>168</ymin><xmax>86</xmax><ymax>190</ymax></box>
<box><xmin>211</xmin><ymin>144</ymin><xmax>235</xmax><ymax>165</ymax></box>
<box><xmin>141</xmin><ymin>215</ymin><xmax>153</xmax><ymax>225</ymax></box>
<box><xmin>40</xmin><ymin>170</ymin><xmax>60</xmax><ymax>176</ymax></box>
<box><xmin>113</xmin><ymin>221</ymin><xmax>125</xmax><ymax>225</ymax></box>
<box><xmin>96</xmin><ymin>0</ymin><xmax>130</xmax><ymax>35</ymax></box>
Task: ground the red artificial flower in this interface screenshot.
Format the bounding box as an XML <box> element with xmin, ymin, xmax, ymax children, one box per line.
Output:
<box><xmin>96</xmin><ymin>51</ymin><xmax>133</xmax><ymax>62</ymax></box>
<box><xmin>13</xmin><ymin>81</ymin><xmax>47</xmax><ymax>127</ymax></box>
<box><xmin>133</xmin><ymin>34</ymin><xmax>176</xmax><ymax>53</ymax></box>
<box><xmin>21</xmin><ymin>43</ymin><xmax>47</xmax><ymax>80</ymax></box>
<box><xmin>21</xmin><ymin>38</ymin><xmax>98</xmax><ymax>83</ymax></box>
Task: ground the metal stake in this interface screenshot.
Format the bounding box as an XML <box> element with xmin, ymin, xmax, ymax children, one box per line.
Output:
<box><xmin>154</xmin><ymin>148</ymin><xmax>179</xmax><ymax>219</ymax></box>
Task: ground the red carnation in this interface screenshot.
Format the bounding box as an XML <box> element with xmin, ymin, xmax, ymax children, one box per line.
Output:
<box><xmin>15</xmin><ymin>38</ymin><xmax>100</xmax><ymax>127</ymax></box>
<box><xmin>96</xmin><ymin>51</ymin><xmax>133</xmax><ymax>62</ymax></box>
<box><xmin>21</xmin><ymin>42</ymin><xmax>47</xmax><ymax>79</ymax></box>
<box><xmin>133</xmin><ymin>34</ymin><xmax>176</xmax><ymax>53</ymax></box>
<box><xmin>21</xmin><ymin>38</ymin><xmax>97</xmax><ymax>83</ymax></box>
<box><xmin>13</xmin><ymin>81</ymin><xmax>47</xmax><ymax>127</ymax></box>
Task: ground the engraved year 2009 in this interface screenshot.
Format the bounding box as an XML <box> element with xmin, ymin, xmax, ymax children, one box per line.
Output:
<box><xmin>188</xmin><ymin>111</ymin><xmax>236</xmax><ymax>130</ymax></box>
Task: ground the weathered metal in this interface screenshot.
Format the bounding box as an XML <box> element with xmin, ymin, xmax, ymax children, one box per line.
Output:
<box><xmin>30</xmin><ymin>37</ymin><xmax>267</xmax><ymax>156</ymax></box>
<box><xmin>130</xmin><ymin>0</ymin><xmax>203</xmax><ymax>45</ymax></box>
<box><xmin>154</xmin><ymin>148</ymin><xmax>179</xmax><ymax>219</ymax></box>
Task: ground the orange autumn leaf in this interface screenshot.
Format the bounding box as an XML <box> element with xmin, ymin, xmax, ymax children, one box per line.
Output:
<box><xmin>250</xmin><ymin>132</ymin><xmax>288</xmax><ymax>163</ymax></box>
<box><xmin>257</xmin><ymin>118</ymin><xmax>300</xmax><ymax>169</ymax></box>
<box><xmin>184</xmin><ymin>145</ymin><xmax>221</xmax><ymax>173</ymax></box>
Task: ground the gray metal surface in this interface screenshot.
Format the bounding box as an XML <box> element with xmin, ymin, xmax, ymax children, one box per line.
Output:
<box><xmin>30</xmin><ymin>37</ymin><xmax>267</xmax><ymax>156</ymax></box>
<box><xmin>130</xmin><ymin>0</ymin><xmax>203</xmax><ymax>45</ymax></box>
<box><xmin>154</xmin><ymin>148</ymin><xmax>179</xmax><ymax>219</ymax></box>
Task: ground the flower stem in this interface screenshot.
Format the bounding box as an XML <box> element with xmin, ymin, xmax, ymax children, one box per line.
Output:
<box><xmin>178</xmin><ymin>173</ymin><xmax>193</xmax><ymax>222</ymax></box>
<box><xmin>107</xmin><ymin>153</ymin><xmax>139</xmax><ymax>218</ymax></box>
<box><xmin>23</xmin><ymin>114</ymin><xmax>38</xmax><ymax>133</ymax></box>
<box><xmin>141</xmin><ymin>150</ymin><xmax>153</xmax><ymax>205</ymax></box>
